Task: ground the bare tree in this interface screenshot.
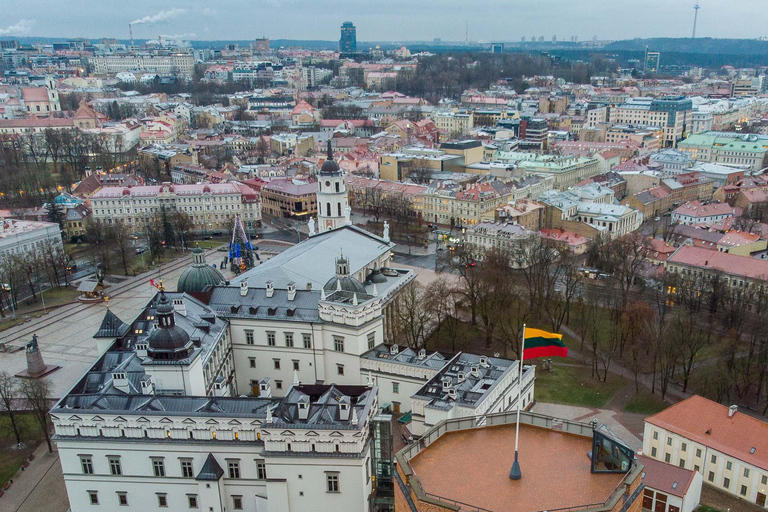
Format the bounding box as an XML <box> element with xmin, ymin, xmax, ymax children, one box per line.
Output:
<box><xmin>437</xmin><ymin>242</ymin><xmax>484</xmax><ymax>325</ymax></box>
<box><xmin>20</xmin><ymin>378</ymin><xmax>54</xmax><ymax>453</ymax></box>
<box><xmin>392</xmin><ymin>282</ymin><xmax>433</xmax><ymax>349</ymax></box>
<box><xmin>0</xmin><ymin>372</ymin><xmax>21</xmax><ymax>445</ymax></box>
<box><xmin>107</xmin><ymin>220</ymin><xmax>134</xmax><ymax>276</ymax></box>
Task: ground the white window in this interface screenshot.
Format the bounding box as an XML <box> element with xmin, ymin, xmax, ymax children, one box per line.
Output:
<box><xmin>256</xmin><ymin>459</ymin><xmax>267</xmax><ymax>479</ymax></box>
<box><xmin>80</xmin><ymin>456</ymin><xmax>93</xmax><ymax>474</ymax></box>
<box><xmin>228</xmin><ymin>460</ymin><xmax>240</xmax><ymax>479</ymax></box>
<box><xmin>152</xmin><ymin>458</ymin><xmax>165</xmax><ymax>477</ymax></box>
<box><xmin>367</xmin><ymin>332</ymin><xmax>376</xmax><ymax>350</ymax></box>
<box><xmin>88</xmin><ymin>491</ymin><xmax>98</xmax><ymax>505</ymax></box>
<box><xmin>334</xmin><ymin>337</ymin><xmax>344</xmax><ymax>352</ymax></box>
<box><xmin>302</xmin><ymin>333</ymin><xmax>312</xmax><ymax>349</ymax></box>
<box><xmin>326</xmin><ymin>473</ymin><xmax>340</xmax><ymax>493</ymax></box>
<box><xmin>109</xmin><ymin>456</ymin><xmax>122</xmax><ymax>475</ymax></box>
<box><xmin>181</xmin><ymin>459</ymin><xmax>194</xmax><ymax>478</ymax></box>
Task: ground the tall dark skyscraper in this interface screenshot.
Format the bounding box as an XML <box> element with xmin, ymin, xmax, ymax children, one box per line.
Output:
<box><xmin>340</xmin><ymin>21</ymin><xmax>357</xmax><ymax>53</ymax></box>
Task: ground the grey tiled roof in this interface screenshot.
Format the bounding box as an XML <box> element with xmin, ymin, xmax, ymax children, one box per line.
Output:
<box><xmin>232</xmin><ymin>225</ymin><xmax>393</xmax><ymax>290</ymax></box>
<box><xmin>196</xmin><ymin>453</ymin><xmax>224</xmax><ymax>481</ymax></box>
<box><xmin>208</xmin><ymin>286</ymin><xmax>322</xmax><ymax>322</ymax></box>
<box><xmin>412</xmin><ymin>352</ymin><xmax>517</xmax><ymax>410</ymax></box>
<box><xmin>361</xmin><ymin>344</ymin><xmax>448</xmax><ymax>371</ymax></box>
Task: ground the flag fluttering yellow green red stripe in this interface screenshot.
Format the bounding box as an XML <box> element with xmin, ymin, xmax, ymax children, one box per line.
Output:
<box><xmin>523</xmin><ymin>328</ymin><xmax>567</xmax><ymax>360</ymax></box>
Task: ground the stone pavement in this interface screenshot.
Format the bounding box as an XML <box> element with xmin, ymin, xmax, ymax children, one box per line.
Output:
<box><xmin>0</xmin><ymin>443</ymin><xmax>69</xmax><ymax>512</ymax></box>
<box><xmin>0</xmin><ymin>248</ymin><xmax>223</xmax><ymax>399</ymax></box>
<box><xmin>532</xmin><ymin>401</ymin><xmax>644</xmax><ymax>452</ymax></box>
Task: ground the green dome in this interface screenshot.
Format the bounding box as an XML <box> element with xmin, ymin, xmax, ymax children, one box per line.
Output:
<box><xmin>177</xmin><ymin>247</ymin><xmax>226</xmax><ymax>293</ymax></box>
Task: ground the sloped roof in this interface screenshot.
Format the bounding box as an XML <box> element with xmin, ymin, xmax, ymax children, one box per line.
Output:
<box><xmin>637</xmin><ymin>455</ymin><xmax>695</xmax><ymax>498</ymax></box>
<box><xmin>646</xmin><ymin>395</ymin><xmax>768</xmax><ymax>471</ymax></box>
<box><xmin>196</xmin><ymin>453</ymin><xmax>224</xmax><ymax>481</ymax></box>
<box><xmin>93</xmin><ymin>308</ymin><xmax>130</xmax><ymax>339</ymax></box>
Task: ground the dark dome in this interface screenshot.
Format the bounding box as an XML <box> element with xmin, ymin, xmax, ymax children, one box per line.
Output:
<box><xmin>177</xmin><ymin>247</ymin><xmax>226</xmax><ymax>293</ymax></box>
<box><xmin>146</xmin><ymin>291</ymin><xmax>193</xmax><ymax>360</ymax></box>
<box><xmin>324</xmin><ymin>275</ymin><xmax>366</xmax><ymax>295</ymax></box>
<box><xmin>320</xmin><ymin>140</ymin><xmax>340</xmax><ymax>176</ymax></box>
<box><xmin>366</xmin><ymin>268</ymin><xmax>387</xmax><ymax>284</ymax></box>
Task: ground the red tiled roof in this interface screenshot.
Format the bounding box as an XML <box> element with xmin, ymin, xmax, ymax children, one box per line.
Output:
<box><xmin>637</xmin><ymin>455</ymin><xmax>695</xmax><ymax>498</ymax></box>
<box><xmin>672</xmin><ymin>201</ymin><xmax>734</xmax><ymax>218</ymax></box>
<box><xmin>21</xmin><ymin>87</ymin><xmax>50</xmax><ymax>102</ymax></box>
<box><xmin>717</xmin><ymin>230</ymin><xmax>760</xmax><ymax>247</ymax></box>
<box><xmin>646</xmin><ymin>395</ymin><xmax>768</xmax><ymax>471</ymax></box>
<box><xmin>0</xmin><ymin>118</ymin><xmax>74</xmax><ymax>128</ymax></box>
<box><xmin>740</xmin><ymin>188</ymin><xmax>768</xmax><ymax>204</ymax></box>
<box><xmin>540</xmin><ymin>228</ymin><xmax>588</xmax><ymax>246</ymax></box>
<box><xmin>668</xmin><ymin>245</ymin><xmax>768</xmax><ymax>281</ymax></box>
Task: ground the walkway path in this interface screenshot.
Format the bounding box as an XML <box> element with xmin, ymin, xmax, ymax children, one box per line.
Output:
<box><xmin>560</xmin><ymin>324</ymin><xmax>690</xmax><ymax>404</ymax></box>
<box><xmin>0</xmin><ymin>443</ymin><xmax>69</xmax><ymax>512</ymax></box>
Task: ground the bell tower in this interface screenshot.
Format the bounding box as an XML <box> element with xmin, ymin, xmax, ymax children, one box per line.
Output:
<box><xmin>316</xmin><ymin>140</ymin><xmax>348</xmax><ymax>233</ymax></box>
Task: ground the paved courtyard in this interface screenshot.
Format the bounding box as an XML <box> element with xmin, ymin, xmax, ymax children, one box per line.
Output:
<box><xmin>0</xmin><ymin>248</ymin><xmax>229</xmax><ymax>399</ymax></box>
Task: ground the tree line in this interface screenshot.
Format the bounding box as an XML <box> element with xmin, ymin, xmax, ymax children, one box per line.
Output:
<box><xmin>389</xmin><ymin>231</ymin><xmax>768</xmax><ymax>414</ymax></box>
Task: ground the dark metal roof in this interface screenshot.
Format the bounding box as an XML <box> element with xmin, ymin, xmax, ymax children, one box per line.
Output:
<box><xmin>93</xmin><ymin>309</ymin><xmax>130</xmax><ymax>339</ymax></box>
<box><xmin>196</xmin><ymin>453</ymin><xmax>224</xmax><ymax>481</ymax></box>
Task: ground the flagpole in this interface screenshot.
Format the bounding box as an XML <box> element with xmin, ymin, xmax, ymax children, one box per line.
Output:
<box><xmin>510</xmin><ymin>323</ymin><xmax>524</xmax><ymax>480</ymax></box>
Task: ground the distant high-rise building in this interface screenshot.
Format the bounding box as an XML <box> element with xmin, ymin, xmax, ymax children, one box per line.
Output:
<box><xmin>490</xmin><ymin>43</ymin><xmax>504</xmax><ymax>54</ymax></box>
<box><xmin>538</xmin><ymin>36</ymin><xmax>544</xmax><ymax>42</ymax></box>
<box><xmin>253</xmin><ymin>37</ymin><xmax>270</xmax><ymax>52</ymax></box>
<box><xmin>644</xmin><ymin>50</ymin><xmax>661</xmax><ymax>74</ymax></box>
<box><xmin>521</xmin><ymin>36</ymin><xmax>526</xmax><ymax>42</ymax></box>
<box><xmin>340</xmin><ymin>21</ymin><xmax>357</xmax><ymax>53</ymax></box>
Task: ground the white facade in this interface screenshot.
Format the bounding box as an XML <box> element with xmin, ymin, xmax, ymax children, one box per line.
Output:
<box><xmin>90</xmin><ymin>183</ymin><xmax>261</xmax><ymax>231</ymax></box>
<box><xmin>89</xmin><ymin>52</ymin><xmax>195</xmax><ymax>75</ymax></box>
<box><xmin>0</xmin><ymin>218</ymin><xmax>62</xmax><ymax>259</ymax></box>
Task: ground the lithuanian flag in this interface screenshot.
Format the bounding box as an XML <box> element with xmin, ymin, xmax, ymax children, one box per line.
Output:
<box><xmin>523</xmin><ymin>328</ymin><xmax>568</xmax><ymax>360</ymax></box>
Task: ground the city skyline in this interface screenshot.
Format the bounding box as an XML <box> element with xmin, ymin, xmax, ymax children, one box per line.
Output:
<box><xmin>0</xmin><ymin>0</ymin><xmax>765</xmax><ymax>42</ymax></box>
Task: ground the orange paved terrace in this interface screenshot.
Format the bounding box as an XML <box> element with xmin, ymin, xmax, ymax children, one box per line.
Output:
<box><xmin>409</xmin><ymin>423</ymin><xmax>625</xmax><ymax>512</ymax></box>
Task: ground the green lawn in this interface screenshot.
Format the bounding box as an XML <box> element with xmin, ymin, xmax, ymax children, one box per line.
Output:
<box><xmin>624</xmin><ymin>391</ymin><xmax>669</xmax><ymax>415</ymax></box>
<box><xmin>0</xmin><ymin>413</ymin><xmax>44</xmax><ymax>486</ymax></box>
<box><xmin>535</xmin><ymin>363</ymin><xmax>627</xmax><ymax>408</ymax></box>
<box><xmin>0</xmin><ymin>287</ymin><xmax>80</xmax><ymax>333</ymax></box>
<box><xmin>696</xmin><ymin>505</ymin><xmax>723</xmax><ymax>512</ymax></box>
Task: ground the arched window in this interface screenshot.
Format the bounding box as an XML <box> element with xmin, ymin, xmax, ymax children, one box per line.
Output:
<box><xmin>326</xmin><ymin>203</ymin><xmax>331</xmax><ymax>216</ymax></box>
<box><xmin>335</xmin><ymin>182</ymin><xmax>340</xmax><ymax>192</ymax></box>
<box><xmin>337</xmin><ymin>203</ymin><xmax>342</xmax><ymax>217</ymax></box>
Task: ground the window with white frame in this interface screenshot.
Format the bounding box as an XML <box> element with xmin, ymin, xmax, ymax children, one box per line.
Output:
<box><xmin>326</xmin><ymin>472</ymin><xmax>340</xmax><ymax>493</ymax></box>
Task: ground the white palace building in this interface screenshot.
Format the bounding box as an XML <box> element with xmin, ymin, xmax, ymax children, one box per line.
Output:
<box><xmin>52</xmin><ymin>151</ymin><xmax>534</xmax><ymax>512</ymax></box>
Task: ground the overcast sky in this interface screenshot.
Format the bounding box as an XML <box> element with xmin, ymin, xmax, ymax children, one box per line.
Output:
<box><xmin>0</xmin><ymin>0</ymin><xmax>763</xmax><ymax>42</ymax></box>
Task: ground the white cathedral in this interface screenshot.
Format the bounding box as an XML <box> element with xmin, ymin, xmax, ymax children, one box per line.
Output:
<box><xmin>51</xmin><ymin>148</ymin><xmax>533</xmax><ymax>512</ymax></box>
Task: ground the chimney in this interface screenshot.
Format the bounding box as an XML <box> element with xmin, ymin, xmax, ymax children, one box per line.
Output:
<box><xmin>112</xmin><ymin>372</ymin><xmax>130</xmax><ymax>394</ymax></box>
<box><xmin>240</xmin><ymin>281</ymin><xmax>249</xmax><ymax>297</ymax></box>
<box><xmin>306</xmin><ymin>282</ymin><xmax>312</xmax><ymax>291</ymax></box>
<box><xmin>339</xmin><ymin>402</ymin><xmax>350</xmax><ymax>421</ymax></box>
<box><xmin>287</xmin><ymin>282</ymin><xmax>296</xmax><ymax>301</ymax></box>
<box><xmin>728</xmin><ymin>404</ymin><xmax>737</xmax><ymax>418</ymax></box>
<box><xmin>418</xmin><ymin>348</ymin><xmax>426</xmax><ymax>360</ymax></box>
<box><xmin>259</xmin><ymin>377</ymin><xmax>272</xmax><ymax>398</ymax></box>
<box><xmin>266</xmin><ymin>405</ymin><xmax>273</xmax><ymax>424</ymax></box>
<box><xmin>266</xmin><ymin>281</ymin><xmax>274</xmax><ymax>298</ymax></box>
<box><xmin>297</xmin><ymin>396</ymin><xmax>310</xmax><ymax>420</ymax></box>
<box><xmin>172</xmin><ymin>297</ymin><xmax>186</xmax><ymax>316</ymax></box>
<box><xmin>140</xmin><ymin>377</ymin><xmax>154</xmax><ymax>395</ymax></box>
<box><xmin>390</xmin><ymin>344</ymin><xmax>399</xmax><ymax>355</ymax></box>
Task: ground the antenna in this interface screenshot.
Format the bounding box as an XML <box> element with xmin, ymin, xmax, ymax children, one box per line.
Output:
<box><xmin>129</xmin><ymin>23</ymin><xmax>134</xmax><ymax>46</ymax></box>
<box><xmin>692</xmin><ymin>3</ymin><xmax>700</xmax><ymax>38</ymax></box>
<box><xmin>465</xmin><ymin>19</ymin><xmax>468</xmax><ymax>44</ymax></box>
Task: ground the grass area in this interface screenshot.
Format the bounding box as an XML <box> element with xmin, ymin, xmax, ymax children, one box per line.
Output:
<box><xmin>696</xmin><ymin>505</ymin><xmax>723</xmax><ymax>512</ymax></box>
<box><xmin>123</xmin><ymin>243</ymin><xmax>225</xmax><ymax>275</ymax></box>
<box><xmin>0</xmin><ymin>287</ymin><xmax>80</xmax><ymax>333</ymax></box>
<box><xmin>535</xmin><ymin>362</ymin><xmax>627</xmax><ymax>409</ymax></box>
<box><xmin>0</xmin><ymin>412</ymin><xmax>44</xmax><ymax>486</ymax></box>
<box><xmin>624</xmin><ymin>390</ymin><xmax>669</xmax><ymax>415</ymax></box>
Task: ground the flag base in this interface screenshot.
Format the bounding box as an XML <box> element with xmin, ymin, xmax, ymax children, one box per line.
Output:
<box><xmin>509</xmin><ymin>450</ymin><xmax>521</xmax><ymax>480</ymax></box>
